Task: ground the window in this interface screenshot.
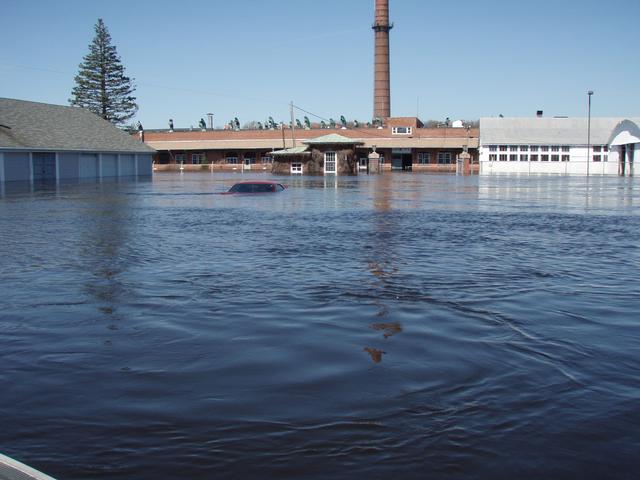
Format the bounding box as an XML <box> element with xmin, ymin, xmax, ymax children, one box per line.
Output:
<box><xmin>520</xmin><ymin>154</ymin><xmax>529</xmax><ymax>161</ymax></box>
<box><xmin>499</xmin><ymin>154</ymin><xmax>507</xmax><ymax>161</ymax></box>
<box><xmin>489</xmin><ymin>154</ymin><xmax>497</xmax><ymax>161</ymax></box>
<box><xmin>489</xmin><ymin>145</ymin><xmax>498</xmax><ymax>152</ymax></box>
<box><xmin>541</xmin><ymin>154</ymin><xmax>549</xmax><ymax>161</ymax></box>
<box><xmin>291</xmin><ymin>162</ymin><xmax>302</xmax><ymax>174</ymax></box>
<box><xmin>392</xmin><ymin>126</ymin><xmax>412</xmax><ymax>135</ymax></box>
<box><xmin>509</xmin><ymin>154</ymin><xmax>517</xmax><ymax>161</ymax></box>
<box><xmin>520</xmin><ymin>145</ymin><xmax>529</xmax><ymax>152</ymax></box>
<box><xmin>379</xmin><ymin>155</ymin><xmax>385</xmax><ymax>165</ymax></box>
<box><xmin>530</xmin><ymin>154</ymin><xmax>539</xmax><ymax>161</ymax></box>
<box><xmin>541</xmin><ymin>146</ymin><xmax>549</xmax><ymax>152</ymax></box>
<box><xmin>192</xmin><ymin>153</ymin><xmax>205</xmax><ymax>164</ymax></box>
<box><xmin>261</xmin><ymin>156</ymin><xmax>273</xmax><ymax>164</ymax></box>
<box><xmin>437</xmin><ymin>152</ymin><xmax>452</xmax><ymax>164</ymax></box>
<box><xmin>593</xmin><ymin>146</ymin><xmax>602</xmax><ymax>153</ymax></box>
<box><xmin>225</xmin><ymin>156</ymin><xmax>238</xmax><ymax>164</ymax></box>
<box><xmin>530</xmin><ymin>146</ymin><xmax>539</xmax><ymax>152</ymax></box>
<box><xmin>243</xmin><ymin>154</ymin><xmax>255</xmax><ymax>165</ymax></box>
<box><xmin>561</xmin><ymin>155</ymin><xmax>570</xmax><ymax>162</ymax></box>
<box><xmin>551</xmin><ymin>146</ymin><xmax>560</xmax><ymax>152</ymax></box>
<box><xmin>603</xmin><ymin>155</ymin><xmax>608</xmax><ymax>162</ymax></box>
<box><xmin>510</xmin><ymin>145</ymin><xmax>518</xmax><ymax>152</ymax></box>
<box><xmin>500</xmin><ymin>145</ymin><xmax>508</xmax><ymax>152</ymax></box>
<box><xmin>551</xmin><ymin>155</ymin><xmax>559</xmax><ymax>161</ymax></box>
<box><xmin>604</xmin><ymin>146</ymin><xmax>609</xmax><ymax>152</ymax></box>
<box><xmin>562</xmin><ymin>146</ymin><xmax>570</xmax><ymax>152</ymax></box>
<box><xmin>417</xmin><ymin>152</ymin><xmax>431</xmax><ymax>164</ymax></box>
<box><xmin>175</xmin><ymin>153</ymin><xmax>185</xmax><ymax>163</ymax></box>
<box><xmin>593</xmin><ymin>155</ymin><xmax>601</xmax><ymax>162</ymax></box>
<box><xmin>324</xmin><ymin>152</ymin><xmax>337</xmax><ymax>173</ymax></box>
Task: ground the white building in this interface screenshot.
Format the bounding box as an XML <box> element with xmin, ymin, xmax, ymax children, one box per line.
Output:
<box><xmin>479</xmin><ymin>117</ymin><xmax>639</xmax><ymax>175</ymax></box>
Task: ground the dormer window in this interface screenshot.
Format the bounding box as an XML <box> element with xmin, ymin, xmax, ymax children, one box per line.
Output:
<box><xmin>392</xmin><ymin>126</ymin><xmax>412</xmax><ymax>135</ymax></box>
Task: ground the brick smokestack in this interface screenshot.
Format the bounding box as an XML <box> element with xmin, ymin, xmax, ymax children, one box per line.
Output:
<box><xmin>373</xmin><ymin>0</ymin><xmax>392</xmax><ymax>120</ymax></box>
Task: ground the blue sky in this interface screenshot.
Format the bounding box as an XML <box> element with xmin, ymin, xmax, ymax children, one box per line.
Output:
<box><xmin>2</xmin><ymin>0</ymin><xmax>639</xmax><ymax>128</ymax></box>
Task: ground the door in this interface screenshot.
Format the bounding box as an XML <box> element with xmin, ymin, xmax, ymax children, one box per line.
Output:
<box><xmin>32</xmin><ymin>152</ymin><xmax>56</xmax><ymax>182</ymax></box>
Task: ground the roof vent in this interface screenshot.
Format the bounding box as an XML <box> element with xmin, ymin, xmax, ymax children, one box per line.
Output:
<box><xmin>536</xmin><ymin>110</ymin><xmax>543</xmax><ymax>117</ymax></box>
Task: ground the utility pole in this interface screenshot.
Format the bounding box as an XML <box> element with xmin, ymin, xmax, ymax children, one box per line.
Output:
<box><xmin>290</xmin><ymin>101</ymin><xmax>296</xmax><ymax>148</ymax></box>
<box><xmin>587</xmin><ymin>90</ymin><xmax>593</xmax><ymax>176</ymax></box>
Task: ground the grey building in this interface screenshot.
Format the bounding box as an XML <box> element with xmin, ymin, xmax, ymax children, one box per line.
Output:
<box><xmin>0</xmin><ymin>98</ymin><xmax>154</xmax><ymax>184</ymax></box>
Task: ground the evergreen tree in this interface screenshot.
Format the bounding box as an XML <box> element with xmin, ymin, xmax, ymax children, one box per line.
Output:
<box><xmin>70</xmin><ymin>19</ymin><xmax>137</xmax><ymax>125</ymax></box>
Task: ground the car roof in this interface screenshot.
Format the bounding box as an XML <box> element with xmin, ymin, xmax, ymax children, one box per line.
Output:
<box><xmin>233</xmin><ymin>181</ymin><xmax>280</xmax><ymax>184</ymax></box>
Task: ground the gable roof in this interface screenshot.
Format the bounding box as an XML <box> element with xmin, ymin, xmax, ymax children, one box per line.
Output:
<box><xmin>303</xmin><ymin>133</ymin><xmax>365</xmax><ymax>145</ymax></box>
<box><xmin>480</xmin><ymin>117</ymin><xmax>640</xmax><ymax>145</ymax></box>
<box><xmin>0</xmin><ymin>98</ymin><xmax>154</xmax><ymax>153</ymax></box>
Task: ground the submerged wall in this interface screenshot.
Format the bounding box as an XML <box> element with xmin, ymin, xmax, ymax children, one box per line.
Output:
<box><xmin>0</xmin><ymin>151</ymin><xmax>154</xmax><ymax>183</ymax></box>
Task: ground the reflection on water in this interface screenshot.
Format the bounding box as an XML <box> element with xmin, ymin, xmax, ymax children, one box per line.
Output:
<box><xmin>1</xmin><ymin>173</ymin><xmax>639</xmax><ymax>479</ymax></box>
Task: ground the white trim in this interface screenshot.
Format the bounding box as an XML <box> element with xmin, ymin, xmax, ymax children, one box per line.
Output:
<box><xmin>0</xmin><ymin>453</ymin><xmax>57</xmax><ymax>480</ymax></box>
<box><xmin>324</xmin><ymin>151</ymin><xmax>337</xmax><ymax>174</ymax></box>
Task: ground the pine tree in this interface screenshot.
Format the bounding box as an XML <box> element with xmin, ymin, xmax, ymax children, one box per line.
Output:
<box><xmin>70</xmin><ymin>19</ymin><xmax>137</xmax><ymax>126</ymax></box>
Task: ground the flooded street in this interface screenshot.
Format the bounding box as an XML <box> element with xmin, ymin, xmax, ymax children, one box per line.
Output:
<box><xmin>1</xmin><ymin>172</ymin><xmax>639</xmax><ymax>479</ymax></box>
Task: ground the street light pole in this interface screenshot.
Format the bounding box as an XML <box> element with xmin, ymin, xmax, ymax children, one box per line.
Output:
<box><xmin>587</xmin><ymin>90</ymin><xmax>593</xmax><ymax>176</ymax></box>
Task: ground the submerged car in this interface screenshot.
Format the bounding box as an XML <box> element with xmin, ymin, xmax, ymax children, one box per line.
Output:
<box><xmin>223</xmin><ymin>181</ymin><xmax>287</xmax><ymax>194</ymax></box>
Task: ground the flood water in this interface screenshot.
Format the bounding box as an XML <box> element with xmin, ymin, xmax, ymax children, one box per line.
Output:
<box><xmin>1</xmin><ymin>172</ymin><xmax>639</xmax><ymax>479</ymax></box>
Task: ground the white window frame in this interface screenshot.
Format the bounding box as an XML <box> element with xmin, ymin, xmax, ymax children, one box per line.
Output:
<box><xmin>392</xmin><ymin>126</ymin><xmax>412</xmax><ymax>135</ymax></box>
<box><xmin>191</xmin><ymin>153</ymin><xmax>204</xmax><ymax>164</ymax></box>
<box><xmin>225</xmin><ymin>156</ymin><xmax>238</xmax><ymax>165</ymax></box>
<box><xmin>291</xmin><ymin>162</ymin><xmax>302</xmax><ymax>174</ymax></box>
<box><xmin>324</xmin><ymin>151</ymin><xmax>337</xmax><ymax>174</ymax></box>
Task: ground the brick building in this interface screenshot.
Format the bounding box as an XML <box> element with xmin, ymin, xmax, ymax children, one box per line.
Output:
<box><xmin>142</xmin><ymin>118</ymin><xmax>479</xmax><ymax>175</ymax></box>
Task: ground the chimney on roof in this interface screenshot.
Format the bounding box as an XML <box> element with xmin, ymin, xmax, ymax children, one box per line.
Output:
<box><xmin>536</xmin><ymin>110</ymin><xmax>543</xmax><ymax>118</ymax></box>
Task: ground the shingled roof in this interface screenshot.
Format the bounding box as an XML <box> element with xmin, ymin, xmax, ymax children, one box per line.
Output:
<box><xmin>0</xmin><ymin>98</ymin><xmax>154</xmax><ymax>153</ymax></box>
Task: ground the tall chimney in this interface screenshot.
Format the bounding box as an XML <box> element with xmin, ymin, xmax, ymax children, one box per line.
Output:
<box><xmin>373</xmin><ymin>0</ymin><xmax>392</xmax><ymax>121</ymax></box>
